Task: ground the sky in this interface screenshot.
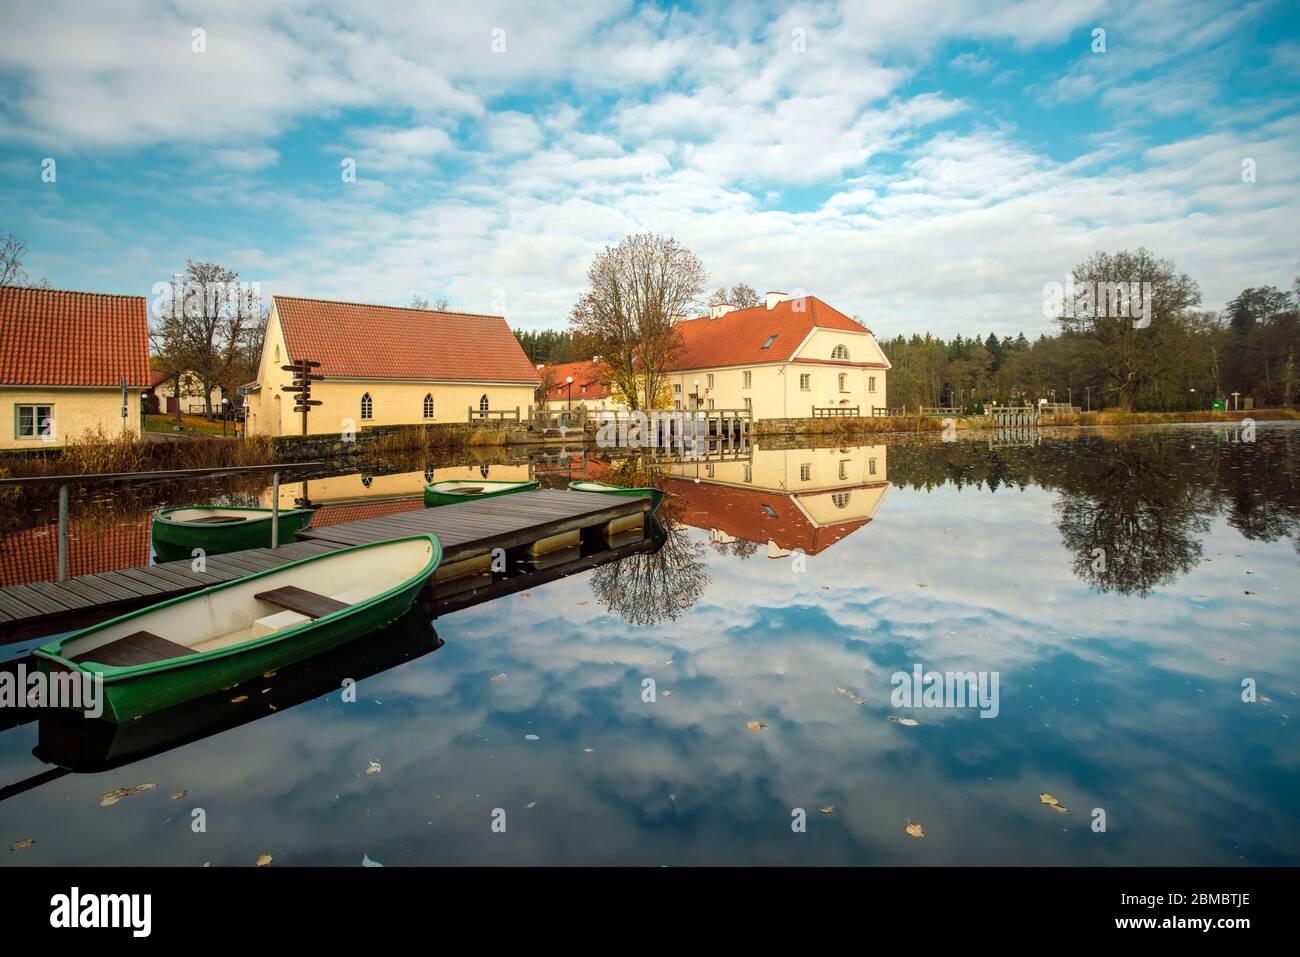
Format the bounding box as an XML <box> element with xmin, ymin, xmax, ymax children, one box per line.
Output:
<box><xmin>0</xmin><ymin>0</ymin><xmax>1297</xmax><ymax>340</ymax></box>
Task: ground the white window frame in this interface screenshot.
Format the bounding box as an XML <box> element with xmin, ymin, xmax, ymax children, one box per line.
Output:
<box><xmin>14</xmin><ymin>403</ymin><xmax>55</xmax><ymax>440</ymax></box>
<box><xmin>423</xmin><ymin>393</ymin><xmax>435</xmax><ymax>419</ymax></box>
<box><xmin>360</xmin><ymin>392</ymin><xmax>373</xmax><ymax>420</ymax></box>
<box><xmin>799</xmin><ymin>374</ymin><xmax>811</xmax><ymax>391</ymax></box>
<box><xmin>742</xmin><ymin>370</ymin><xmax>752</xmax><ymax>389</ymax></box>
<box><xmin>800</xmin><ymin>463</ymin><xmax>811</xmax><ymax>482</ymax></box>
<box><xmin>868</xmin><ymin>376</ymin><xmax>877</xmax><ymax>393</ymax></box>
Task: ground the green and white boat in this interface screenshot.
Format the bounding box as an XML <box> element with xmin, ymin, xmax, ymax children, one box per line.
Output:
<box><xmin>568</xmin><ymin>480</ymin><xmax>665</xmax><ymax>513</ymax></box>
<box><xmin>423</xmin><ymin>479</ymin><xmax>538</xmax><ymax>507</ymax></box>
<box><xmin>34</xmin><ymin>535</ymin><xmax>442</xmax><ymax>722</ymax></box>
<box><xmin>152</xmin><ymin>506</ymin><xmax>315</xmax><ymax>562</ymax></box>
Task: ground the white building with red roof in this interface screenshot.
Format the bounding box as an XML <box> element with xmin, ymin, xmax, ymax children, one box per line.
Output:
<box><xmin>665</xmin><ymin>291</ymin><xmax>889</xmax><ymax>418</ymax></box>
<box><xmin>537</xmin><ymin>358</ymin><xmax>628</xmax><ymax>413</ymax></box>
<box><xmin>242</xmin><ymin>296</ymin><xmax>540</xmax><ymax>436</ymax></box>
<box><xmin>0</xmin><ymin>286</ymin><xmax>150</xmax><ymax>449</ymax></box>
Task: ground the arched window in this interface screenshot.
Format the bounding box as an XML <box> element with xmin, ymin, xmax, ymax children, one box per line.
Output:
<box><xmin>423</xmin><ymin>393</ymin><xmax>434</xmax><ymax>419</ymax></box>
<box><xmin>831</xmin><ymin>344</ymin><xmax>849</xmax><ymax>360</ymax></box>
<box><xmin>832</xmin><ymin>492</ymin><xmax>851</xmax><ymax>509</ymax></box>
<box><xmin>360</xmin><ymin>392</ymin><xmax>373</xmax><ymax>420</ymax></box>
<box><xmin>479</xmin><ymin>394</ymin><xmax>489</xmax><ymax>412</ymax></box>
<box><xmin>838</xmin><ymin>373</ymin><xmax>848</xmax><ymax>392</ymax></box>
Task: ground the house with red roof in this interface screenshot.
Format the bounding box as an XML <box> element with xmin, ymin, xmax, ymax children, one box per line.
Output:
<box><xmin>242</xmin><ymin>296</ymin><xmax>540</xmax><ymax>436</ymax></box>
<box><xmin>0</xmin><ymin>286</ymin><xmax>150</xmax><ymax>449</ymax></box>
<box><xmin>537</xmin><ymin>358</ymin><xmax>628</xmax><ymax>412</ymax></box>
<box><xmin>665</xmin><ymin>291</ymin><xmax>889</xmax><ymax>418</ymax></box>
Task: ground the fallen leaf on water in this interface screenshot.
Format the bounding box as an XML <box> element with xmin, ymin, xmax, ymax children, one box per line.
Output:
<box><xmin>1039</xmin><ymin>792</ymin><xmax>1069</xmax><ymax>814</ymax></box>
<box><xmin>905</xmin><ymin>820</ymin><xmax>925</xmax><ymax>839</ymax></box>
<box><xmin>834</xmin><ymin>687</ymin><xmax>866</xmax><ymax>705</ymax></box>
<box><xmin>576</xmin><ymin>600</ymin><xmax>589</xmax><ymax>605</ymax></box>
<box><xmin>490</xmin><ymin>673</ymin><xmax>508</xmax><ymax>682</ymax></box>
<box><xmin>362</xmin><ymin>854</ymin><xmax>383</xmax><ymax>867</ymax></box>
<box><xmin>366</xmin><ymin>760</ymin><xmax>381</xmax><ymax>775</ymax></box>
<box><xmin>661</xmin><ymin>690</ymin><xmax>672</xmax><ymax>697</ymax></box>
<box><xmin>917</xmin><ymin>583</ymin><xmax>929</xmax><ymax>588</ymax></box>
<box><xmin>819</xmin><ymin>806</ymin><xmax>834</xmax><ymax>815</ymax></box>
<box><xmin>255</xmin><ymin>854</ymin><xmax>272</xmax><ymax>867</ymax></box>
<box><xmin>171</xmin><ymin>790</ymin><xmax>188</xmax><ymax>801</ymax></box>
<box><xmin>9</xmin><ymin>838</ymin><xmax>34</xmax><ymax>852</ymax></box>
<box><xmin>230</xmin><ymin>695</ymin><xmax>249</xmax><ymax>704</ymax></box>
<box><xmin>526</xmin><ymin>801</ymin><xmax>537</xmax><ymax>809</ymax></box>
<box><xmin>889</xmin><ymin>716</ymin><xmax>920</xmax><ymax>727</ymax></box>
<box><xmin>100</xmin><ymin>783</ymin><xmax>156</xmax><ymax>807</ymax></box>
<box><xmin>583</xmin><ymin>747</ymin><xmax>594</xmax><ymax>753</ymax></box>
<box><xmin>262</xmin><ymin>671</ymin><xmax>277</xmax><ymax>678</ymax></box>
<box><xmin>746</xmin><ymin>720</ymin><xmax>767</xmax><ymax>731</ymax></box>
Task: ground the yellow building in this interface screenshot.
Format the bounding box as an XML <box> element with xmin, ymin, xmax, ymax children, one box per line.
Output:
<box><xmin>1</xmin><ymin>286</ymin><xmax>149</xmax><ymax>450</ymax></box>
<box><xmin>666</xmin><ymin>292</ymin><xmax>890</xmax><ymax>418</ymax></box>
<box><xmin>242</xmin><ymin>296</ymin><xmax>540</xmax><ymax>436</ymax></box>
<box><xmin>538</xmin><ymin>358</ymin><xmax>630</xmax><ymax>413</ymax></box>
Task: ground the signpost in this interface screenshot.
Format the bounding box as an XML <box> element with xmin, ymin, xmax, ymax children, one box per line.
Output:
<box><xmin>280</xmin><ymin>359</ymin><xmax>323</xmax><ymax>435</ymax></box>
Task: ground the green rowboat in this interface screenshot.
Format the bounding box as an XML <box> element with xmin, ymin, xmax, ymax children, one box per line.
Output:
<box><xmin>34</xmin><ymin>535</ymin><xmax>442</xmax><ymax>722</ymax></box>
<box><xmin>423</xmin><ymin>479</ymin><xmax>538</xmax><ymax>507</ymax></box>
<box><xmin>568</xmin><ymin>480</ymin><xmax>665</xmax><ymax>512</ymax></box>
<box><xmin>152</xmin><ymin>506</ymin><xmax>314</xmax><ymax>562</ymax></box>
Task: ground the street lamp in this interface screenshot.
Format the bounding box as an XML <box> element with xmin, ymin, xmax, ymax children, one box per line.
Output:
<box><xmin>222</xmin><ymin>397</ymin><xmax>230</xmax><ymax>437</ymax></box>
<box><xmin>566</xmin><ymin>375</ymin><xmax>574</xmax><ymax>411</ymax></box>
<box><xmin>693</xmin><ymin>378</ymin><xmax>700</xmax><ymax>407</ymax></box>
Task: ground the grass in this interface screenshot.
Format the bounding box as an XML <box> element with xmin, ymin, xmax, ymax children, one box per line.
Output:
<box><xmin>144</xmin><ymin>413</ymin><xmax>237</xmax><ymax>436</ymax></box>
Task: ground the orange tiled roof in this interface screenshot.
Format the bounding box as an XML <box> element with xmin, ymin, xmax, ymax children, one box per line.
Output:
<box><xmin>668</xmin><ymin>296</ymin><xmax>874</xmax><ymax>370</ymax></box>
<box><xmin>664</xmin><ymin>477</ymin><xmax>868</xmax><ymax>555</ymax></box>
<box><xmin>309</xmin><ymin>498</ymin><xmax>426</xmax><ymax>528</ymax></box>
<box><xmin>0</xmin><ymin>287</ymin><xmax>150</xmax><ymax>387</ymax></box>
<box><xmin>0</xmin><ymin>519</ymin><xmax>152</xmax><ymax>588</ymax></box>
<box><xmin>541</xmin><ymin>358</ymin><xmax>614</xmax><ymax>400</ymax></box>
<box><xmin>274</xmin><ymin>296</ymin><xmax>539</xmax><ymax>383</ymax></box>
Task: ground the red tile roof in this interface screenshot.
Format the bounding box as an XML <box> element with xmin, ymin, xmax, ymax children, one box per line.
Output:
<box><xmin>310</xmin><ymin>498</ymin><xmax>426</xmax><ymax>528</ymax></box>
<box><xmin>274</xmin><ymin>296</ymin><xmax>539</xmax><ymax>383</ymax></box>
<box><xmin>668</xmin><ymin>296</ymin><xmax>873</xmax><ymax>371</ymax></box>
<box><xmin>0</xmin><ymin>518</ymin><xmax>152</xmax><ymax>588</ymax></box>
<box><xmin>541</xmin><ymin>359</ymin><xmax>614</xmax><ymax>400</ymax></box>
<box><xmin>664</xmin><ymin>477</ymin><xmax>869</xmax><ymax>555</ymax></box>
<box><xmin>0</xmin><ymin>287</ymin><xmax>150</xmax><ymax>387</ymax></box>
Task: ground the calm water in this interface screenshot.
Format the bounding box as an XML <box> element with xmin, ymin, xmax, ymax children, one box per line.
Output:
<box><xmin>2</xmin><ymin>423</ymin><xmax>1298</xmax><ymax>865</ymax></box>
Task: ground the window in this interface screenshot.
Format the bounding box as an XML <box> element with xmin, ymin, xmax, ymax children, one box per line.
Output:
<box><xmin>706</xmin><ymin>374</ymin><xmax>715</xmax><ymax>389</ymax></box>
<box><xmin>761</xmin><ymin>335</ymin><xmax>777</xmax><ymax>349</ymax></box>
<box><xmin>869</xmin><ymin>376</ymin><xmax>877</xmax><ymax>393</ymax></box>
<box><xmin>360</xmin><ymin>393</ymin><xmax>373</xmax><ymax>420</ymax></box>
<box><xmin>743</xmin><ymin>397</ymin><xmax>752</xmax><ymax>410</ymax></box>
<box><xmin>674</xmin><ymin>400</ymin><xmax>682</xmax><ymax>410</ymax></box>
<box><xmin>14</xmin><ymin>404</ymin><xmax>54</xmax><ymax>440</ymax></box>
<box><xmin>673</xmin><ymin>383</ymin><xmax>681</xmax><ymax>394</ymax></box>
<box><xmin>832</xmin><ymin>493</ymin><xmax>850</xmax><ymax>509</ymax></box>
<box><xmin>869</xmin><ymin>457</ymin><xmax>878</xmax><ymax>476</ymax></box>
<box><xmin>839</xmin><ymin>460</ymin><xmax>848</xmax><ymax>480</ymax></box>
<box><xmin>423</xmin><ymin>393</ymin><xmax>434</xmax><ymax>419</ymax></box>
<box><xmin>761</xmin><ymin>504</ymin><xmax>777</xmax><ymax>517</ymax></box>
<box><xmin>707</xmin><ymin>398</ymin><xmax>715</xmax><ymax>410</ymax></box>
<box><xmin>838</xmin><ymin>373</ymin><xmax>848</xmax><ymax>392</ymax></box>
<box><xmin>479</xmin><ymin>394</ymin><xmax>489</xmax><ymax>412</ymax></box>
<box><xmin>743</xmin><ymin>370</ymin><xmax>752</xmax><ymax>388</ymax></box>
<box><xmin>800</xmin><ymin>463</ymin><xmax>811</xmax><ymax>482</ymax></box>
<box><xmin>799</xmin><ymin>374</ymin><xmax>811</xmax><ymax>391</ymax></box>
<box><xmin>832</xmin><ymin>344</ymin><xmax>849</xmax><ymax>360</ymax></box>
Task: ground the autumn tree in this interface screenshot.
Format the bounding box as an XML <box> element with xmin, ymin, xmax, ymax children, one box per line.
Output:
<box><xmin>708</xmin><ymin>282</ymin><xmax>761</xmax><ymax>308</ymax></box>
<box><xmin>569</xmin><ymin>233</ymin><xmax>707</xmax><ymax>410</ymax></box>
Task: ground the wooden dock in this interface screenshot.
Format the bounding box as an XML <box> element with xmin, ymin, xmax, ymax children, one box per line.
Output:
<box><xmin>0</xmin><ymin>489</ymin><xmax>648</xmax><ymax>642</ymax></box>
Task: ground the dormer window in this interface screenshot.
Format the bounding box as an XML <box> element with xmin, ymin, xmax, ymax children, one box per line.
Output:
<box><xmin>761</xmin><ymin>335</ymin><xmax>777</xmax><ymax>349</ymax></box>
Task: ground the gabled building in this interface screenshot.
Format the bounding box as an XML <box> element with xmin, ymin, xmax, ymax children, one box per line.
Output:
<box><xmin>0</xmin><ymin>286</ymin><xmax>150</xmax><ymax>449</ymax></box>
<box><xmin>242</xmin><ymin>296</ymin><xmax>540</xmax><ymax>436</ymax></box>
<box><xmin>665</xmin><ymin>292</ymin><xmax>889</xmax><ymax>417</ymax></box>
<box><xmin>538</xmin><ymin>358</ymin><xmax>627</xmax><ymax>412</ymax></box>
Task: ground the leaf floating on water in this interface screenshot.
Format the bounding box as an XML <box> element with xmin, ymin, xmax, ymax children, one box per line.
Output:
<box><xmin>262</xmin><ymin>671</ymin><xmax>277</xmax><ymax>678</ymax></box>
<box><xmin>905</xmin><ymin>820</ymin><xmax>925</xmax><ymax>839</ymax></box>
<box><xmin>171</xmin><ymin>790</ymin><xmax>188</xmax><ymax>801</ymax></box>
<box><xmin>1039</xmin><ymin>792</ymin><xmax>1069</xmax><ymax>814</ymax></box>
<box><xmin>9</xmin><ymin>838</ymin><xmax>34</xmax><ymax>852</ymax></box>
<box><xmin>361</xmin><ymin>854</ymin><xmax>383</xmax><ymax>868</ymax></box>
<box><xmin>745</xmin><ymin>720</ymin><xmax>767</xmax><ymax>731</ymax></box>
<box><xmin>834</xmin><ymin>687</ymin><xmax>866</xmax><ymax>705</ymax></box>
<box><xmin>255</xmin><ymin>854</ymin><xmax>273</xmax><ymax>867</ymax></box>
<box><xmin>526</xmin><ymin>801</ymin><xmax>537</xmax><ymax>809</ymax></box>
<box><xmin>366</xmin><ymin>760</ymin><xmax>381</xmax><ymax>775</ymax></box>
<box><xmin>661</xmin><ymin>690</ymin><xmax>672</xmax><ymax>697</ymax></box>
<box><xmin>230</xmin><ymin>695</ymin><xmax>249</xmax><ymax>704</ymax></box>
<box><xmin>525</xmin><ymin>733</ymin><xmax>540</xmax><ymax>741</ymax></box>
<box><xmin>888</xmin><ymin>715</ymin><xmax>920</xmax><ymax>726</ymax></box>
<box><xmin>917</xmin><ymin>583</ymin><xmax>929</xmax><ymax>588</ymax></box>
<box><xmin>490</xmin><ymin>673</ymin><xmax>508</xmax><ymax>683</ymax></box>
<box><xmin>819</xmin><ymin>806</ymin><xmax>834</xmax><ymax>815</ymax></box>
<box><xmin>583</xmin><ymin>747</ymin><xmax>594</xmax><ymax>753</ymax></box>
<box><xmin>576</xmin><ymin>600</ymin><xmax>589</xmax><ymax>605</ymax></box>
<box><xmin>100</xmin><ymin>783</ymin><xmax>156</xmax><ymax>807</ymax></box>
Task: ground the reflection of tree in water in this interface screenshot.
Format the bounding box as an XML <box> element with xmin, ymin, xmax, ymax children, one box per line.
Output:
<box><xmin>590</xmin><ymin>518</ymin><xmax>709</xmax><ymax>627</ymax></box>
<box><xmin>709</xmin><ymin>537</ymin><xmax>760</xmax><ymax>559</ymax></box>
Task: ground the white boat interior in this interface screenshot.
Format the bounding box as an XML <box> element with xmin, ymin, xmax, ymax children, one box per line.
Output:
<box><xmin>161</xmin><ymin>507</ymin><xmax>279</xmax><ymax>524</ymax></box>
<box><xmin>55</xmin><ymin>538</ymin><xmax>437</xmax><ymax>665</ymax></box>
<box><xmin>431</xmin><ymin>481</ymin><xmax>531</xmax><ymax>494</ymax></box>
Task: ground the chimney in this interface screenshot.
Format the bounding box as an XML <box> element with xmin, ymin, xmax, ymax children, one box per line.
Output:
<box><xmin>709</xmin><ymin>302</ymin><xmax>735</xmax><ymax>319</ymax></box>
<box><xmin>766</xmin><ymin>291</ymin><xmax>789</xmax><ymax>310</ymax></box>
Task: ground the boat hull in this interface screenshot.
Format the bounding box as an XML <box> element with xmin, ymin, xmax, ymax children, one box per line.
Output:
<box><xmin>35</xmin><ymin>536</ymin><xmax>440</xmax><ymax>722</ymax></box>
<box><xmin>423</xmin><ymin>480</ymin><xmax>538</xmax><ymax>507</ymax></box>
<box><xmin>568</xmin><ymin>481</ymin><xmax>665</xmax><ymax>512</ymax></box>
<box><xmin>152</xmin><ymin>507</ymin><xmax>314</xmax><ymax>562</ymax></box>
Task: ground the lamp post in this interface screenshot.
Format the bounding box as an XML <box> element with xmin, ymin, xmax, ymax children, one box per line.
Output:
<box><xmin>1231</xmin><ymin>391</ymin><xmax>1241</xmax><ymax>411</ymax></box>
<box><xmin>693</xmin><ymin>378</ymin><xmax>700</xmax><ymax>407</ymax></box>
<box><xmin>566</xmin><ymin>375</ymin><xmax>574</xmax><ymax>411</ymax></box>
<box><xmin>222</xmin><ymin>396</ymin><xmax>230</xmax><ymax>437</ymax></box>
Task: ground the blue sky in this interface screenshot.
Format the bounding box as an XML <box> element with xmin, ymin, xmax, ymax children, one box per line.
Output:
<box><xmin>0</xmin><ymin>0</ymin><xmax>1297</xmax><ymax>338</ymax></box>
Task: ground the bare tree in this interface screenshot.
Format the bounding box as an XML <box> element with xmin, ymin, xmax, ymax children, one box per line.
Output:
<box><xmin>707</xmin><ymin>282</ymin><xmax>761</xmax><ymax>309</ymax></box>
<box><xmin>410</xmin><ymin>294</ymin><xmax>451</xmax><ymax>311</ymax></box>
<box><xmin>570</xmin><ymin>233</ymin><xmax>707</xmax><ymax>410</ymax></box>
<box><xmin>0</xmin><ymin>229</ymin><xmax>46</xmax><ymax>287</ymax></box>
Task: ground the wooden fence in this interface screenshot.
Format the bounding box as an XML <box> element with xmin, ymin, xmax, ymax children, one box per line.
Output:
<box><xmin>812</xmin><ymin>405</ymin><xmax>860</xmax><ymax>417</ymax></box>
<box><xmin>467</xmin><ymin>407</ymin><xmax>522</xmax><ymax>423</ymax></box>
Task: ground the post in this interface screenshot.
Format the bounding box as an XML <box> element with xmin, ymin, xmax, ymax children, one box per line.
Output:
<box><xmin>57</xmin><ymin>483</ymin><xmax>69</xmax><ymax>582</ymax></box>
<box><xmin>271</xmin><ymin>470</ymin><xmax>281</xmax><ymax>549</ymax></box>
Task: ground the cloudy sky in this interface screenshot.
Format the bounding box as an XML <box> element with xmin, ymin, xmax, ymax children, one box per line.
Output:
<box><xmin>0</xmin><ymin>0</ymin><xmax>1297</xmax><ymax>338</ymax></box>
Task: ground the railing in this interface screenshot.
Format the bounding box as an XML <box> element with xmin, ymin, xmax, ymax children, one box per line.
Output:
<box><xmin>919</xmin><ymin>406</ymin><xmax>961</xmax><ymax>417</ymax></box>
<box><xmin>1039</xmin><ymin>402</ymin><xmax>1081</xmax><ymax>415</ymax></box>
<box><xmin>871</xmin><ymin>407</ymin><xmax>905</xmax><ymax>417</ymax></box>
<box><xmin>528</xmin><ymin>408</ymin><xmax>589</xmax><ymax>431</ymax></box>
<box><xmin>987</xmin><ymin>406</ymin><xmax>1040</xmax><ymax>427</ymax></box>
<box><xmin>467</xmin><ymin>407</ymin><xmax>521</xmax><ymax>423</ymax></box>
<box><xmin>812</xmin><ymin>405</ymin><xmax>859</xmax><ymax>417</ymax></box>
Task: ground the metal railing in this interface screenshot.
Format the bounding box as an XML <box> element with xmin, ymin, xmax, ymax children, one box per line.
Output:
<box><xmin>467</xmin><ymin>407</ymin><xmax>522</xmax><ymax>423</ymax></box>
<box><xmin>919</xmin><ymin>406</ymin><xmax>961</xmax><ymax>417</ymax></box>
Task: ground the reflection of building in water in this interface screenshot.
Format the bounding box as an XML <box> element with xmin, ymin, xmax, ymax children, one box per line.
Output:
<box><xmin>260</xmin><ymin>464</ymin><xmax>532</xmax><ymax>509</ymax></box>
<box><xmin>0</xmin><ymin>519</ymin><xmax>151</xmax><ymax>587</ymax></box>
<box><xmin>662</xmin><ymin>445</ymin><xmax>889</xmax><ymax>555</ymax></box>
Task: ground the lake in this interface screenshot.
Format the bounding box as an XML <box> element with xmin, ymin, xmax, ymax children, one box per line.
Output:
<box><xmin>1</xmin><ymin>422</ymin><xmax>1297</xmax><ymax>865</ymax></box>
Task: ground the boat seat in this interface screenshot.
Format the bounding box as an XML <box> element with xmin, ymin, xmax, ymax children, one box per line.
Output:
<box><xmin>249</xmin><ymin>584</ymin><xmax>377</xmax><ymax>638</ymax></box>
<box><xmin>71</xmin><ymin>630</ymin><xmax>193</xmax><ymax>666</ymax></box>
<box><xmin>254</xmin><ymin>585</ymin><xmax>350</xmax><ymax>620</ymax></box>
<box><xmin>188</xmin><ymin>515</ymin><xmax>248</xmax><ymax>524</ymax></box>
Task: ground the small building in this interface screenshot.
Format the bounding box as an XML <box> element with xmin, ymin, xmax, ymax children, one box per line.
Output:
<box><xmin>538</xmin><ymin>358</ymin><xmax>628</xmax><ymax>413</ymax></box>
<box><xmin>665</xmin><ymin>292</ymin><xmax>889</xmax><ymax>417</ymax></box>
<box><xmin>146</xmin><ymin>364</ymin><xmax>223</xmax><ymax>416</ymax></box>
<box><xmin>0</xmin><ymin>286</ymin><xmax>150</xmax><ymax>450</ymax></box>
<box><xmin>241</xmin><ymin>296</ymin><xmax>540</xmax><ymax>436</ymax></box>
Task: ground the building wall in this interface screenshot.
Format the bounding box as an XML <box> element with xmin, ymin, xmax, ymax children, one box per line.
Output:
<box><xmin>244</xmin><ymin>304</ymin><xmax>535</xmax><ymax>436</ymax></box>
<box><xmin>662</xmin><ymin>444</ymin><xmax>887</xmax><ymax>502</ymax></box>
<box><xmin>262</xmin><ymin>464</ymin><xmax>533</xmax><ymax>507</ymax></box>
<box><xmin>1</xmin><ymin>387</ymin><xmax>142</xmax><ymax>450</ymax></box>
